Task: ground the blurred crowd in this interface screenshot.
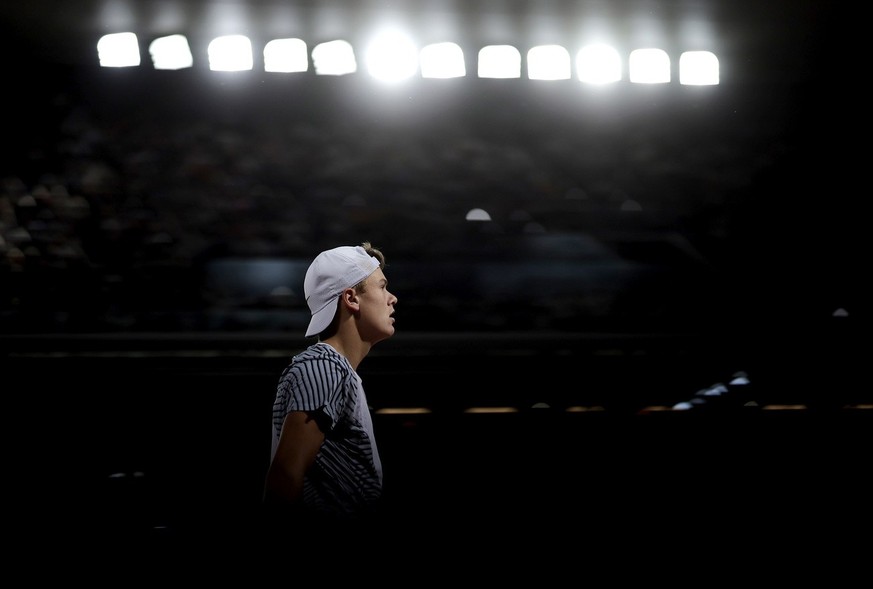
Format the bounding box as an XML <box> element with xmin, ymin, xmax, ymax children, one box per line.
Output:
<box><xmin>1</xmin><ymin>69</ymin><xmax>774</xmax><ymax>334</ymax></box>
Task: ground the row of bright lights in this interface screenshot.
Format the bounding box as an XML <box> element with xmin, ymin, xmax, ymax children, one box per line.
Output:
<box><xmin>98</xmin><ymin>32</ymin><xmax>719</xmax><ymax>85</ymax></box>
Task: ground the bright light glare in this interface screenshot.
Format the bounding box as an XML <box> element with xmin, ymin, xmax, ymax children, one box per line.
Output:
<box><xmin>478</xmin><ymin>45</ymin><xmax>521</xmax><ymax>79</ymax></box>
<box><xmin>364</xmin><ymin>30</ymin><xmax>419</xmax><ymax>82</ymax></box>
<box><xmin>264</xmin><ymin>38</ymin><xmax>308</xmax><ymax>73</ymax></box>
<box><xmin>528</xmin><ymin>44</ymin><xmax>570</xmax><ymax>80</ymax></box>
<box><xmin>312</xmin><ymin>40</ymin><xmax>357</xmax><ymax>76</ymax></box>
<box><xmin>420</xmin><ymin>42</ymin><xmax>466</xmax><ymax>78</ymax></box>
<box><xmin>466</xmin><ymin>208</ymin><xmax>492</xmax><ymax>221</ymax></box>
<box><xmin>150</xmin><ymin>34</ymin><xmax>193</xmax><ymax>70</ymax></box>
<box><xmin>576</xmin><ymin>44</ymin><xmax>621</xmax><ymax>84</ymax></box>
<box><xmin>98</xmin><ymin>28</ymin><xmax>721</xmax><ymax>88</ymax></box>
<box><xmin>629</xmin><ymin>48</ymin><xmax>671</xmax><ymax>84</ymax></box>
<box><xmin>97</xmin><ymin>32</ymin><xmax>140</xmax><ymax>67</ymax></box>
<box><xmin>679</xmin><ymin>50</ymin><xmax>719</xmax><ymax>85</ymax></box>
<box><xmin>208</xmin><ymin>35</ymin><xmax>254</xmax><ymax>71</ymax></box>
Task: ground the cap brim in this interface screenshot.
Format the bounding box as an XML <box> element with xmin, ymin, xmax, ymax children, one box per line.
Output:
<box><xmin>305</xmin><ymin>297</ymin><xmax>338</xmax><ymax>337</ymax></box>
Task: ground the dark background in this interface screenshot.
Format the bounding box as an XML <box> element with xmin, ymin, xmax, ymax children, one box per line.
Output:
<box><xmin>1</xmin><ymin>1</ymin><xmax>867</xmax><ymax>560</ymax></box>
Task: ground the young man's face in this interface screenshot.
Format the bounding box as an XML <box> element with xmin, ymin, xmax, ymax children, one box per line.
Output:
<box><xmin>356</xmin><ymin>268</ymin><xmax>397</xmax><ymax>343</ymax></box>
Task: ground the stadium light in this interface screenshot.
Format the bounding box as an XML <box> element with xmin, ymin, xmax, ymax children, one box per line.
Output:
<box><xmin>576</xmin><ymin>44</ymin><xmax>622</xmax><ymax>84</ymax></box>
<box><xmin>97</xmin><ymin>32</ymin><xmax>140</xmax><ymax>67</ymax></box>
<box><xmin>364</xmin><ymin>30</ymin><xmax>419</xmax><ymax>82</ymax></box>
<box><xmin>679</xmin><ymin>51</ymin><xmax>719</xmax><ymax>85</ymax></box>
<box><xmin>264</xmin><ymin>38</ymin><xmax>309</xmax><ymax>73</ymax></box>
<box><xmin>420</xmin><ymin>42</ymin><xmax>466</xmax><ymax>79</ymax></box>
<box><xmin>628</xmin><ymin>48</ymin><xmax>671</xmax><ymax>84</ymax></box>
<box><xmin>149</xmin><ymin>34</ymin><xmax>193</xmax><ymax>70</ymax></box>
<box><xmin>312</xmin><ymin>40</ymin><xmax>357</xmax><ymax>76</ymax></box>
<box><xmin>478</xmin><ymin>45</ymin><xmax>521</xmax><ymax>79</ymax></box>
<box><xmin>208</xmin><ymin>35</ymin><xmax>254</xmax><ymax>71</ymax></box>
<box><xmin>528</xmin><ymin>44</ymin><xmax>571</xmax><ymax>80</ymax></box>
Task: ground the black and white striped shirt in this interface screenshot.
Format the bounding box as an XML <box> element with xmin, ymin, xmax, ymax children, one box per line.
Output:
<box><xmin>270</xmin><ymin>342</ymin><xmax>383</xmax><ymax>519</ymax></box>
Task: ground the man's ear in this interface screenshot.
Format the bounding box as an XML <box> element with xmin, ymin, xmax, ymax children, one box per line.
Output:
<box><xmin>341</xmin><ymin>287</ymin><xmax>360</xmax><ymax>310</ymax></box>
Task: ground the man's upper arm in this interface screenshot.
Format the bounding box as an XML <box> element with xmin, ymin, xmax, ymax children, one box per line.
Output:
<box><xmin>274</xmin><ymin>410</ymin><xmax>326</xmax><ymax>474</ymax></box>
<box><xmin>264</xmin><ymin>410</ymin><xmax>327</xmax><ymax>507</ymax></box>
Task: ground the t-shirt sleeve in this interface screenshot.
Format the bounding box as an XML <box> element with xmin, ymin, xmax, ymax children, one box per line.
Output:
<box><xmin>278</xmin><ymin>357</ymin><xmax>348</xmax><ymax>431</ymax></box>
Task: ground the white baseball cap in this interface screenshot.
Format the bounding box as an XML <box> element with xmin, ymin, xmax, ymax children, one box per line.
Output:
<box><xmin>304</xmin><ymin>245</ymin><xmax>381</xmax><ymax>337</ymax></box>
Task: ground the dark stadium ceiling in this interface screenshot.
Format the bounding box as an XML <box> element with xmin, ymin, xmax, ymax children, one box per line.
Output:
<box><xmin>2</xmin><ymin>1</ymin><xmax>834</xmax><ymax>82</ymax></box>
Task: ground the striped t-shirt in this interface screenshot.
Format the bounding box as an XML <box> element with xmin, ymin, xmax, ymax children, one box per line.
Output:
<box><xmin>270</xmin><ymin>342</ymin><xmax>383</xmax><ymax>519</ymax></box>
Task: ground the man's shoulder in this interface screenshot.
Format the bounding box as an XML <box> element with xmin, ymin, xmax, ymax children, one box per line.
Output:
<box><xmin>286</xmin><ymin>344</ymin><xmax>350</xmax><ymax>375</ymax></box>
<box><xmin>294</xmin><ymin>342</ymin><xmax>341</xmax><ymax>362</ymax></box>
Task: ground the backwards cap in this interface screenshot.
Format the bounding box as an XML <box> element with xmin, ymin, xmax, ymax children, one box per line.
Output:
<box><xmin>303</xmin><ymin>245</ymin><xmax>380</xmax><ymax>337</ymax></box>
